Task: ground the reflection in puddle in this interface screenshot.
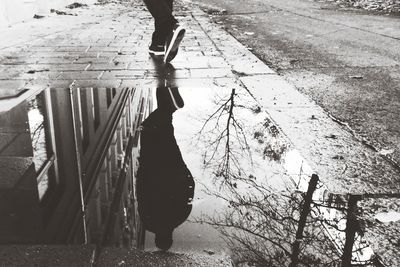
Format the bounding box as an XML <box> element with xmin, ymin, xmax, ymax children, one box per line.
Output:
<box><xmin>0</xmin><ymin>79</ymin><xmax>397</xmax><ymax>265</ymax></box>
<box><xmin>137</xmin><ymin>86</ymin><xmax>195</xmax><ymax>250</ymax></box>
<box><xmin>171</xmin><ymin>85</ymin><xmax>387</xmax><ymax>266</ymax></box>
<box><xmin>27</xmin><ymin>92</ymin><xmax>53</xmax><ymax>200</ymax></box>
<box><xmin>0</xmin><ymin>87</ymin><xmax>150</xmax><ymax>247</ymax></box>
<box><xmin>374</xmin><ymin>211</ymin><xmax>400</xmax><ymax>223</ymax></box>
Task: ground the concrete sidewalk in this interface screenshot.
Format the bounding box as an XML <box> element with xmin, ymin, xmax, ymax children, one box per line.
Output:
<box><xmin>0</xmin><ymin>0</ymin><xmax>399</xmax><ymax>265</ymax></box>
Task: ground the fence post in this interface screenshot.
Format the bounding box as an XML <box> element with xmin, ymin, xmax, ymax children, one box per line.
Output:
<box><xmin>341</xmin><ymin>194</ymin><xmax>362</xmax><ymax>267</ymax></box>
<box><xmin>289</xmin><ymin>174</ymin><xmax>319</xmax><ymax>267</ymax></box>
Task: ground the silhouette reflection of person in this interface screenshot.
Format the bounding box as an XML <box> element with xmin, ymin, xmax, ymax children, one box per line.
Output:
<box><xmin>137</xmin><ymin>86</ymin><xmax>195</xmax><ymax>251</ymax></box>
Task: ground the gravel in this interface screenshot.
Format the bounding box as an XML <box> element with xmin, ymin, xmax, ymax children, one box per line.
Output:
<box><xmin>325</xmin><ymin>0</ymin><xmax>400</xmax><ymax>13</ymax></box>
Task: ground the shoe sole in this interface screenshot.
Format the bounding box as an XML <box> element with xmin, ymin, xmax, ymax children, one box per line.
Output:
<box><xmin>166</xmin><ymin>48</ymin><xmax>178</xmax><ymax>63</ymax></box>
<box><xmin>148</xmin><ymin>50</ymin><xmax>165</xmax><ymax>56</ymax></box>
<box><xmin>167</xmin><ymin>87</ymin><xmax>184</xmax><ymax>109</ymax></box>
<box><xmin>164</xmin><ymin>26</ymin><xmax>185</xmax><ymax>63</ymax></box>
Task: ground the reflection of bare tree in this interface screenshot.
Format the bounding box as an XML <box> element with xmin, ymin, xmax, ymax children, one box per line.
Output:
<box><xmin>28</xmin><ymin>96</ymin><xmax>50</xmax><ymax>174</ymax></box>
<box><xmin>198</xmin><ymin>176</ymin><xmax>342</xmax><ymax>266</ymax></box>
<box><xmin>195</xmin><ymin>88</ymin><xmax>375</xmax><ymax>266</ymax></box>
<box><xmin>199</xmin><ymin>171</ymin><xmax>381</xmax><ymax>266</ymax></box>
<box><xmin>31</xmin><ymin>122</ymin><xmax>44</xmax><ymax>150</ymax></box>
<box><xmin>198</xmin><ymin>89</ymin><xmax>255</xmax><ymax>184</ymax></box>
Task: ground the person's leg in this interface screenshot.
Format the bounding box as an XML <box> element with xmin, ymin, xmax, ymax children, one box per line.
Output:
<box><xmin>166</xmin><ymin>0</ymin><xmax>173</xmax><ymax>10</ymax></box>
<box><xmin>144</xmin><ymin>0</ymin><xmax>184</xmax><ymax>62</ymax></box>
<box><xmin>143</xmin><ymin>0</ymin><xmax>177</xmax><ymax>45</ymax></box>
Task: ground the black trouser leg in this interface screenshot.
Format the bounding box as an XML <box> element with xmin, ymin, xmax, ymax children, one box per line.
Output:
<box><xmin>165</xmin><ymin>0</ymin><xmax>173</xmax><ymax>10</ymax></box>
<box><xmin>143</xmin><ymin>0</ymin><xmax>177</xmax><ymax>44</ymax></box>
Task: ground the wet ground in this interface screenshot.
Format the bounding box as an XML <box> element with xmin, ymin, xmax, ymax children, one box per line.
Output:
<box><xmin>149</xmin><ymin>68</ymin><xmax>400</xmax><ymax>265</ymax></box>
<box><xmin>0</xmin><ymin>0</ymin><xmax>399</xmax><ymax>266</ymax></box>
<box><xmin>189</xmin><ymin>0</ymin><xmax>400</xmax><ymax>174</ymax></box>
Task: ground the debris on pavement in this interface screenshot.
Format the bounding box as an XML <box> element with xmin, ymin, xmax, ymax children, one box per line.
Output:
<box><xmin>26</xmin><ymin>69</ymin><xmax>49</xmax><ymax>74</ymax></box>
<box><xmin>203</xmin><ymin>249</ymin><xmax>215</xmax><ymax>255</ymax></box>
<box><xmin>206</xmin><ymin>8</ymin><xmax>228</xmax><ymax>15</ymax></box>
<box><xmin>33</xmin><ymin>14</ymin><xmax>45</xmax><ymax>19</ymax></box>
<box><xmin>320</xmin><ymin>0</ymin><xmax>400</xmax><ymax>14</ymax></box>
<box><xmin>325</xmin><ymin>134</ymin><xmax>338</xmax><ymax>139</ymax></box>
<box><xmin>66</xmin><ymin>2</ymin><xmax>88</xmax><ymax>9</ymax></box>
<box><xmin>379</xmin><ymin>148</ymin><xmax>395</xmax><ymax>156</ymax></box>
<box><xmin>50</xmin><ymin>9</ymin><xmax>77</xmax><ymax>16</ymax></box>
<box><xmin>349</xmin><ymin>75</ymin><xmax>363</xmax><ymax>79</ymax></box>
<box><xmin>244</xmin><ymin>32</ymin><xmax>255</xmax><ymax>36</ymax></box>
<box><xmin>332</xmin><ymin>155</ymin><xmax>345</xmax><ymax>160</ymax></box>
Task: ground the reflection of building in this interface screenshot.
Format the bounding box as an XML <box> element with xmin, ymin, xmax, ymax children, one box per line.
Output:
<box><xmin>0</xmin><ymin>87</ymin><xmax>151</xmax><ymax>248</ymax></box>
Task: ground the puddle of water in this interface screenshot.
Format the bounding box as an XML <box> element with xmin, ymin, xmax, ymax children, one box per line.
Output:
<box><xmin>162</xmin><ymin>83</ymin><xmax>378</xmax><ymax>264</ymax></box>
<box><xmin>0</xmin><ymin>59</ymin><xmax>396</xmax><ymax>265</ymax></box>
<box><xmin>0</xmin><ymin>80</ymin><xmax>387</xmax><ymax>266</ymax></box>
<box><xmin>0</xmin><ymin>89</ymin><xmax>55</xmax><ymax>200</ymax></box>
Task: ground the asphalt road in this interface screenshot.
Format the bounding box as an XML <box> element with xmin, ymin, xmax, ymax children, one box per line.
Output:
<box><xmin>188</xmin><ymin>0</ymin><xmax>400</xmax><ymax>167</ymax></box>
